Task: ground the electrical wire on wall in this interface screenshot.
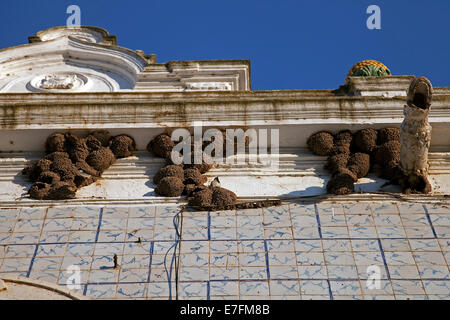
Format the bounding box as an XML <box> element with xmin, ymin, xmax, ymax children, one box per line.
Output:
<box><xmin>163</xmin><ymin>207</ymin><xmax>184</xmax><ymax>300</ymax></box>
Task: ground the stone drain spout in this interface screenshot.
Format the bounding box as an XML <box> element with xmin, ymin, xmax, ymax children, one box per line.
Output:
<box><xmin>399</xmin><ymin>76</ymin><xmax>433</xmax><ymax>193</ymax></box>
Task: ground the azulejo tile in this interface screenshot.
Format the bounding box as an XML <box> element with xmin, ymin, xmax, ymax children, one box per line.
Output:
<box><xmin>99</xmin><ymin>218</ymin><xmax>127</xmax><ymax>230</ymax></box>
<box><xmin>297</xmin><ymin>266</ymin><xmax>327</xmax><ymax>279</ymax></box>
<box><xmin>239</xmin><ymin>266</ymin><xmax>268</xmax><ymax>280</ymax></box>
<box><xmin>46</xmin><ymin>207</ymin><xmax>75</xmax><ymax>219</ymax></box>
<box><xmin>376</xmin><ymin>226</ymin><xmax>407</xmax><ymax>238</ymax></box>
<box><xmin>207</xmin><ymin>240</ymin><xmax>235</xmax><ymax>254</ymax></box>
<box><xmin>370</xmin><ymin>203</ymin><xmax>399</xmax><ymax>215</ymax></box>
<box><xmin>210</xmin><ymin>216</ymin><xmax>236</xmax><ymax>228</ymax></box>
<box><xmin>400</xmin><ymin>214</ymin><xmax>430</xmax><ymax>227</ymax></box>
<box><xmin>43</xmin><ymin>218</ymin><xmax>73</xmax><ymax>232</ymax></box>
<box><xmin>0</xmin><ymin>257</ymin><xmax>32</xmax><ymax>272</ymax></box>
<box><xmin>396</xmin><ymin>203</ymin><xmax>425</xmax><ymax>214</ymax></box>
<box><xmin>329</xmin><ymin>280</ymin><xmax>362</xmax><ymax>295</ymax></box>
<box><xmin>346</xmin><ymin>215</ymin><xmax>374</xmax><ymax>227</ymax></box>
<box><xmin>18</xmin><ymin>208</ymin><xmax>45</xmax><ymax>220</ymax></box>
<box><xmin>0</xmin><ymin>219</ymin><xmax>17</xmax><ymax>233</ymax></box>
<box><xmin>147</xmin><ymin>281</ymin><xmax>176</xmax><ymax>298</ymax></box>
<box><xmin>237</xmin><ymin>228</ymin><xmax>264</xmax><ymax>240</ymax></box>
<box><xmin>179</xmin><ymin>282</ymin><xmax>208</xmax><ymax>298</ymax></box>
<box><xmin>0</xmin><ymin>208</ymin><xmax>20</xmax><ymax>220</ymax></box>
<box><xmin>118</xmin><ymin>268</ymin><xmax>149</xmax><ymax>282</ymax></box>
<box><xmin>36</xmin><ymin>244</ymin><xmax>67</xmax><ymax>257</ymax></box>
<box><xmin>294</xmin><ymin>240</ymin><xmax>322</xmax><ymax>252</ymax></box>
<box><xmin>321</xmin><ymin>227</ymin><xmax>349</xmax><ymax>239</ymax></box>
<box><xmin>315</xmin><ymin>203</ymin><xmax>344</xmax><ymax>215</ymax></box>
<box><xmin>351</xmin><ymin>239</ymin><xmax>380</xmax><ymax>252</ymax></box>
<box><xmin>180</xmin><ymin>266</ymin><xmax>209</xmax><ymax>281</ymax></box>
<box><xmin>31</xmin><ymin>257</ymin><xmax>63</xmax><ymax>271</ymax></box>
<box><xmin>182</xmin><ymin>228</ymin><xmax>209</xmax><ymax>241</ymax></box>
<box><xmin>13</xmin><ymin>219</ymin><xmax>43</xmax><ymax>233</ymax></box>
<box><xmin>74</xmin><ymin>206</ymin><xmax>101</xmax><ymax>219</ymax></box>
<box><xmin>117</xmin><ymin>283</ymin><xmax>147</xmax><ymax>298</ymax></box>
<box><xmin>268</xmin><ymin>252</ymin><xmax>296</xmax><ymax>266</ymax></box>
<box><xmin>435</xmin><ymin>226</ymin><xmax>450</xmax><ymax>238</ymax></box>
<box><xmin>327</xmin><ymin>265</ymin><xmax>358</xmax><ymax>280</ymax></box>
<box><xmin>296</xmin><ymin>252</ymin><xmax>325</xmax><ymax>266</ymax></box>
<box><xmin>319</xmin><ymin>215</ymin><xmax>347</xmax><ymax>227</ymax></box>
<box><xmin>265</xmin><ymin>240</ymin><xmax>293</xmax><ymax>252</ymax></box>
<box><xmin>269</xmin><ymin>265</ymin><xmax>298</xmax><ymax>280</ymax></box>
<box><xmin>88</xmin><ymin>269</ymin><xmax>120</xmax><ymax>284</ymax></box>
<box><xmin>409</xmin><ymin>239</ymin><xmax>441</xmax><ymax>251</ymax></box>
<box><xmin>424</xmin><ymin>204</ymin><xmax>450</xmax><ymax>215</ymax></box>
<box><xmin>209</xmin><ymin>281</ymin><xmax>239</xmax><ymax>296</ymax></box>
<box><xmin>264</xmin><ymin>228</ymin><xmax>292</xmax><ymax>240</ymax></box>
<box><xmin>349</xmin><ymin>226</ymin><xmax>377</xmax><ymax>238</ymax></box>
<box><xmin>429</xmin><ymin>214</ymin><xmax>450</xmax><ymax>226</ymax></box>
<box><xmin>384</xmin><ymin>252</ymin><xmax>415</xmax><ymax>265</ymax></box>
<box><xmin>39</xmin><ymin>231</ymin><xmax>69</xmax><ymax>244</ymax></box>
<box><xmin>239</xmin><ymin>280</ymin><xmax>269</xmax><ymax>296</ymax></box>
<box><xmin>85</xmin><ymin>284</ymin><xmax>117</xmax><ymax>299</ymax></box>
<box><xmin>68</xmin><ymin>230</ymin><xmax>97</xmax><ymax>243</ymax></box>
<box><xmin>380</xmin><ymin>239</ymin><xmax>410</xmax><ymax>251</ymax></box>
<box><xmin>93</xmin><ymin>243</ymin><xmax>124</xmax><ymax>256</ymax></box>
<box><xmin>180</xmin><ymin>253</ymin><xmax>209</xmax><ymax>267</ymax></box>
<box><xmin>322</xmin><ymin>239</ymin><xmax>352</xmax><ymax>252</ymax></box>
<box><xmin>422</xmin><ymin>280</ymin><xmax>450</xmax><ymax>295</ymax></box>
<box><xmin>91</xmin><ymin>255</ymin><xmax>118</xmax><ymax>270</ymax></box>
<box><xmin>210</xmin><ymin>253</ymin><xmax>238</xmax><ymax>267</ymax></box>
<box><xmin>413</xmin><ymin>252</ymin><xmax>446</xmax><ymax>265</ymax></box>
<box><xmin>299</xmin><ymin>280</ymin><xmax>329</xmax><ymax>295</ymax></box>
<box><xmin>121</xmin><ymin>255</ymin><xmax>150</xmax><ymax>269</ymax></box>
<box><xmin>182</xmin><ymin>215</ymin><xmax>208</xmax><ymax>228</ymax></box>
<box><xmin>404</xmin><ymin>226</ymin><xmax>434</xmax><ymax>238</ymax></box>
<box><xmin>128</xmin><ymin>206</ymin><xmax>155</xmax><ymax>218</ymax></box>
<box><xmin>324</xmin><ymin>252</ymin><xmax>355</xmax><ymax>265</ymax></box>
<box><xmin>209</xmin><ymin>267</ymin><xmax>238</xmax><ymax>280</ymax></box>
<box><xmin>97</xmin><ymin>230</ymin><xmax>126</xmax><ymax>242</ymax></box>
<box><xmin>71</xmin><ymin>218</ymin><xmax>100</xmax><ymax>231</ymax></box>
<box><xmin>418</xmin><ymin>265</ymin><xmax>450</xmax><ymax>279</ymax></box>
<box><xmin>342</xmin><ymin>203</ymin><xmax>371</xmax><ymax>215</ymax></box>
<box><xmin>60</xmin><ymin>255</ymin><xmax>93</xmax><ymax>271</ymax></box>
<box><xmin>237</xmin><ymin>215</ymin><xmax>263</xmax><ymax>228</ymax></box>
<box><xmin>269</xmin><ymin>280</ymin><xmax>300</xmax><ymax>296</ymax></box>
<box><xmin>391</xmin><ymin>280</ymin><xmax>425</xmax><ymax>295</ymax></box>
<box><xmin>210</xmin><ymin>228</ymin><xmax>237</xmax><ymax>240</ymax></box>
<box><xmin>290</xmin><ymin>203</ymin><xmax>316</xmax><ymax>216</ymax></box>
<box><xmin>353</xmin><ymin>252</ymin><xmax>384</xmax><ymax>265</ymax></box>
<box><xmin>102</xmin><ymin>207</ymin><xmax>129</xmax><ymax>219</ymax></box>
<box><xmin>28</xmin><ymin>270</ymin><xmax>60</xmax><ymax>283</ymax></box>
<box><xmin>292</xmin><ymin>227</ymin><xmax>319</xmax><ymax>239</ymax></box>
<box><xmin>373</xmin><ymin>214</ymin><xmax>402</xmax><ymax>226</ymax></box>
<box><xmin>290</xmin><ymin>215</ymin><xmax>317</xmax><ymax>228</ymax></box>
<box><xmin>388</xmin><ymin>265</ymin><xmax>420</xmax><ymax>280</ymax></box>
<box><xmin>5</xmin><ymin>244</ymin><xmax>36</xmax><ymax>258</ymax></box>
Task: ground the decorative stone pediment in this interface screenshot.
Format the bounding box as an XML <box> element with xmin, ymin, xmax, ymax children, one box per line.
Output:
<box><xmin>0</xmin><ymin>26</ymin><xmax>147</xmax><ymax>92</ymax></box>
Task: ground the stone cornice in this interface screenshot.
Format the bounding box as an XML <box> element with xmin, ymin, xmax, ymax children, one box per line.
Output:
<box><xmin>1</xmin><ymin>88</ymin><xmax>449</xmax><ymax>129</ymax></box>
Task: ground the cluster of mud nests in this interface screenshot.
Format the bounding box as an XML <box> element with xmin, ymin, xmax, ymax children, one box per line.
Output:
<box><xmin>22</xmin><ymin>131</ymin><xmax>136</xmax><ymax>200</ymax></box>
<box><xmin>147</xmin><ymin>133</ymin><xmax>280</xmax><ymax>211</ymax></box>
<box><xmin>307</xmin><ymin>128</ymin><xmax>402</xmax><ymax>195</ymax></box>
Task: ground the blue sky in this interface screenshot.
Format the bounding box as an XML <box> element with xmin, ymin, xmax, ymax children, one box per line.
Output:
<box><xmin>0</xmin><ymin>0</ymin><xmax>448</xmax><ymax>89</ymax></box>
